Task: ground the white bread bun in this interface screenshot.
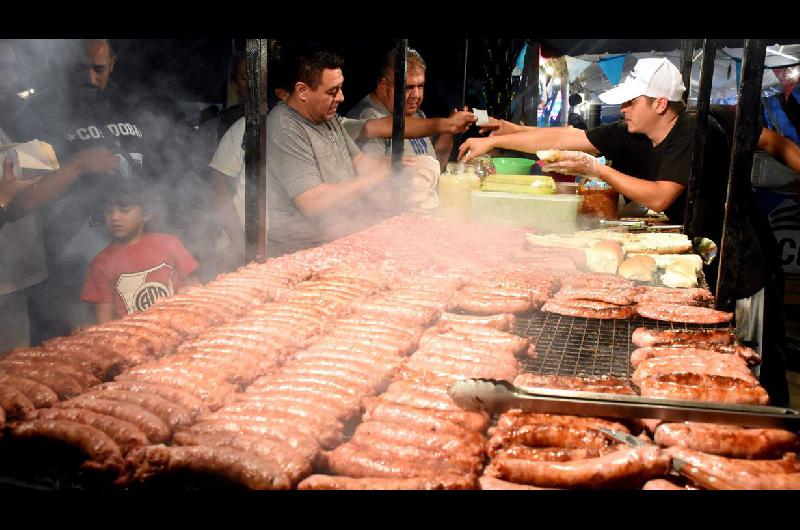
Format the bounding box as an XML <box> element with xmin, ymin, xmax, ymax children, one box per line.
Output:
<box><xmin>629</xmin><ymin>253</ymin><xmax>702</xmax><ymax>271</ymax></box>
<box><xmin>536</xmin><ymin>150</ymin><xmax>562</xmax><ymax>162</ymax></box>
<box><xmin>661</xmin><ymin>259</ymin><xmax>698</xmax><ymax>288</ymax></box>
<box><xmin>618</xmin><ymin>254</ymin><xmax>656</xmax><ymax>281</ymax></box>
<box><xmin>622</xmin><ymin>233</ymin><xmax>692</xmax><ymax>254</ymax></box>
<box><xmin>586</xmin><ymin>240</ymin><xmax>624</xmax><ymax>274</ymax></box>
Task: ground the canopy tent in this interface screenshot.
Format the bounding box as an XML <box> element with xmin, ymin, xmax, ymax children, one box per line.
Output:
<box><xmin>565</xmin><ymin>43</ymin><xmax>800</xmax><ymax>103</ymax></box>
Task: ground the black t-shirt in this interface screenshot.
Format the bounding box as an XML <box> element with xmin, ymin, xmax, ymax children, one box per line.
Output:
<box><xmin>586</xmin><ymin>110</ymin><xmax>777</xmax><ymax>300</ymax></box>
<box><xmin>586</xmin><ymin>112</ymin><xmax>698</xmax><ymax>224</ymax></box>
<box><xmin>11</xmin><ymin>86</ymin><xmax>146</xmax><ymax>285</ymax></box>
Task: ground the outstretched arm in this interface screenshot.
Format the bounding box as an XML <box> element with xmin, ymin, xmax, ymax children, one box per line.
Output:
<box><xmin>541</xmin><ymin>151</ymin><xmax>685</xmax><ymax>214</ymax></box>
<box><xmin>458</xmin><ymin>126</ymin><xmax>598</xmax><ymax>162</ymax></box>
<box><xmin>359</xmin><ymin>110</ymin><xmax>476</xmax><ymax>141</ymax></box>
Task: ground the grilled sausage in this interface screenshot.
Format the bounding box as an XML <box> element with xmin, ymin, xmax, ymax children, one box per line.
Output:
<box><xmin>438</xmin><ymin>312</ymin><xmax>516</xmax><ymax>331</ymax></box>
<box><xmin>172</xmin><ymin>432</ymin><xmax>311</xmax><ymax>484</ymax></box>
<box><xmin>80</xmin><ymin>389</ymin><xmax>193</xmax><ymax>431</ymax></box>
<box><xmin>0</xmin><ymin>383</ymin><xmax>36</xmax><ymax>419</ymax></box>
<box><xmin>186</xmin><ymin>420</ymin><xmax>320</xmax><ymax>463</ymax></box>
<box><xmin>347</xmin><ymin>432</ymin><xmax>482</xmax><ymax>475</ymax></box>
<box><xmin>491</xmin><ymin>444</ymin><xmax>615</xmax><ymax>462</ymax></box>
<box><xmin>630</xmin><ymin>346</ymin><xmax>760</xmax><ymax>369</ymax></box>
<box><xmin>0</xmin><ymin>365</ymin><xmax>84</xmax><ymax>399</ymax></box>
<box><xmin>93</xmin><ymin>381</ymin><xmax>210</xmax><ymax>418</ymax></box>
<box><xmin>199</xmin><ymin>411</ymin><xmax>342</xmax><ymax>449</ymax></box>
<box><xmin>126</xmin><ymin>445</ymin><xmax>291</xmax><ymax>490</ymax></box>
<box><xmin>298</xmin><ymin>474</ymin><xmax>476</xmax><ymax>490</ymax></box>
<box><xmin>0</xmin><ymin>359</ymin><xmax>100</xmax><ymax>388</ymax></box>
<box><xmin>32</xmin><ymin>407</ymin><xmax>149</xmax><ymax>454</ymax></box>
<box><xmin>478</xmin><ymin>476</ymin><xmax>555</xmax><ymax>490</ymax></box>
<box><xmin>367</xmin><ymin>394</ymin><xmax>489</xmax><ymax>433</ymax></box>
<box><xmin>227</xmin><ymin>393</ymin><xmax>351</xmax><ymax>422</ymax></box>
<box><xmin>513</xmin><ymin>374</ymin><xmax>637</xmax><ymax>395</ymax></box>
<box><xmin>58</xmin><ymin>397</ymin><xmax>171</xmax><ymax>443</ymax></box>
<box><xmin>631</xmin><ymin>327</ymin><xmax>735</xmax><ymax>348</ymax></box>
<box><xmin>666</xmin><ymin>447</ymin><xmax>800</xmax><ymax>490</ymax></box>
<box><xmin>487</xmin><ymin>423</ymin><xmax>614</xmax><ymax>456</ymax></box>
<box><xmin>637</xmin><ymin>373</ymin><xmax>770</xmax><ymax>405</ymax></box>
<box><xmin>493</xmin><ymin>410</ymin><xmax>631</xmax><ymax>436</ymax></box>
<box><xmin>352</xmin><ymin>420</ymin><xmax>484</xmax><ymax>457</ymax></box>
<box><xmin>325</xmin><ymin>443</ymin><xmax>471</xmax><ymax>480</ymax></box>
<box><xmin>0</xmin><ymin>374</ymin><xmax>59</xmax><ymax>408</ymax></box>
<box><xmin>492</xmin><ymin>445</ymin><xmax>671</xmax><ymax>489</ymax></box>
<box><xmin>114</xmin><ymin>372</ymin><xmax>230</xmax><ymax>409</ymax></box>
<box><xmin>9</xmin><ymin>418</ymin><xmax>124</xmax><ymax>473</ymax></box>
<box><xmin>632</xmin><ymin>354</ymin><xmax>757</xmax><ymax>386</ymax></box>
<box><xmin>362</xmin><ymin>400</ymin><xmax>478</xmax><ymax>437</ymax></box>
<box><xmin>656</xmin><ymin>423</ymin><xmax>800</xmax><ymax>459</ymax></box>
<box><xmin>636</xmin><ymin>303</ymin><xmax>733</xmax><ymax>324</ymax></box>
<box><xmin>542</xmin><ymin>299</ymin><xmax>636</xmax><ymax>320</ymax></box>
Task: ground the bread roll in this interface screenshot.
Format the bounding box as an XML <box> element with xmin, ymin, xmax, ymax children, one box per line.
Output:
<box><xmin>618</xmin><ymin>255</ymin><xmax>656</xmax><ymax>281</ymax></box>
<box><xmin>536</xmin><ymin>150</ymin><xmax>562</xmax><ymax>162</ymax></box>
<box><xmin>586</xmin><ymin>240</ymin><xmax>624</xmax><ymax>274</ymax></box>
<box><xmin>629</xmin><ymin>253</ymin><xmax>702</xmax><ymax>271</ymax></box>
<box><xmin>660</xmin><ymin>259</ymin><xmax>698</xmax><ymax>288</ymax></box>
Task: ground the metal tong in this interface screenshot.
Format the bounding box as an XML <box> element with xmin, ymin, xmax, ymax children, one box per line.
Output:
<box><xmin>447</xmin><ymin>378</ymin><xmax>800</xmax><ymax>432</ymax></box>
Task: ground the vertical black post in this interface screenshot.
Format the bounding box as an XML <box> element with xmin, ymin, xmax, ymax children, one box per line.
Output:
<box><xmin>461</xmin><ymin>39</ymin><xmax>469</xmax><ymax>108</ymax></box>
<box><xmin>683</xmin><ymin>39</ymin><xmax>717</xmax><ymax>238</ymax></box>
<box><xmin>526</xmin><ymin>41</ymin><xmax>540</xmax><ymax>126</ymax></box>
<box><xmin>679</xmin><ymin>39</ymin><xmax>695</xmax><ymax>104</ymax></box>
<box><xmin>244</xmin><ymin>38</ymin><xmax>268</xmax><ymax>263</ymax></box>
<box><xmin>715</xmin><ymin>39</ymin><xmax>767</xmax><ymax>309</ymax></box>
<box><xmin>391</xmin><ymin>40</ymin><xmax>407</xmax><ymax>174</ymax></box>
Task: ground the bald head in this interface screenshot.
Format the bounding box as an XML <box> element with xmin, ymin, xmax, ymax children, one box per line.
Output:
<box><xmin>76</xmin><ymin>39</ymin><xmax>116</xmax><ymax>91</ymax></box>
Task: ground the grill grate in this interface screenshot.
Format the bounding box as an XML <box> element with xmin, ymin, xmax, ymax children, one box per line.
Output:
<box><xmin>514</xmin><ymin>310</ymin><xmax>732</xmax><ymax>380</ymax></box>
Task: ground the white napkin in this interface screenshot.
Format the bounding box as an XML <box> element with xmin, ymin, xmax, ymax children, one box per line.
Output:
<box><xmin>472</xmin><ymin>108</ymin><xmax>489</xmax><ymax>126</ymax></box>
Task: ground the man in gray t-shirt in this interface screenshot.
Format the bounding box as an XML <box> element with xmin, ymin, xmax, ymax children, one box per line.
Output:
<box><xmin>266</xmin><ymin>48</ymin><xmax>391</xmax><ymax>258</ymax></box>
<box><xmin>347</xmin><ymin>47</ymin><xmax>459</xmax><ymax>171</ymax></box>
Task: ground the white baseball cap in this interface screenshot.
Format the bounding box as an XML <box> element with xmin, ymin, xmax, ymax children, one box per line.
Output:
<box><xmin>599</xmin><ymin>58</ymin><xmax>685</xmax><ymax>105</ymax></box>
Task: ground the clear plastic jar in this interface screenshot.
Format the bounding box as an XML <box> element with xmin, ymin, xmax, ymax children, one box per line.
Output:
<box><xmin>578</xmin><ymin>178</ymin><xmax>619</xmax><ymax>220</ymax></box>
<box><xmin>438</xmin><ymin>162</ymin><xmax>481</xmax><ymax>221</ymax></box>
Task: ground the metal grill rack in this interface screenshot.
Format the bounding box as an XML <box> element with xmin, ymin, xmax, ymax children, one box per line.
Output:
<box><xmin>514</xmin><ymin>310</ymin><xmax>732</xmax><ymax>379</ymax></box>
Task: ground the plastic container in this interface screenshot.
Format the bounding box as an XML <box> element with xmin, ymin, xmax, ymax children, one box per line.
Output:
<box><xmin>470</xmin><ymin>190</ymin><xmax>583</xmax><ymax>233</ymax></box>
<box><xmin>578</xmin><ymin>178</ymin><xmax>619</xmax><ymax>220</ymax></box>
<box><xmin>481</xmin><ymin>175</ymin><xmax>555</xmax><ymax>195</ymax></box>
<box><xmin>438</xmin><ymin>163</ymin><xmax>481</xmax><ymax>221</ymax></box>
<box><xmin>491</xmin><ymin>157</ymin><xmax>536</xmax><ymax>175</ymax></box>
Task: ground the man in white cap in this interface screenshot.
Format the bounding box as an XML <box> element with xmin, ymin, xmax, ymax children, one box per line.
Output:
<box><xmin>459</xmin><ymin>57</ymin><xmax>698</xmax><ymax>223</ymax></box>
<box><xmin>459</xmin><ymin>56</ymin><xmax>791</xmax><ymax>406</ymax></box>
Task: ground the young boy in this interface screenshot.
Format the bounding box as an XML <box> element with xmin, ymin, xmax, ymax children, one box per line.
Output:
<box><xmin>81</xmin><ymin>179</ymin><xmax>199</xmax><ymax>323</ymax></box>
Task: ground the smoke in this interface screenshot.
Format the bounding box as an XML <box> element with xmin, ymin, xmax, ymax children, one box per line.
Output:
<box><xmin>0</xmin><ymin>39</ymin><xmax>241</xmax><ymax>344</ymax></box>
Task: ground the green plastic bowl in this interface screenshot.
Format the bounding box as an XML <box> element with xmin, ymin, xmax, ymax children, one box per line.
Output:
<box><xmin>492</xmin><ymin>157</ymin><xmax>536</xmax><ymax>175</ymax></box>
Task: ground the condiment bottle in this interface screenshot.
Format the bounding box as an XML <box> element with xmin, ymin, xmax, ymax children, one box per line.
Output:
<box><xmin>438</xmin><ymin>161</ymin><xmax>481</xmax><ymax>221</ymax></box>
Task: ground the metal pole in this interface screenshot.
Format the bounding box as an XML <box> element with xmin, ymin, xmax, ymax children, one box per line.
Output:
<box><xmin>715</xmin><ymin>39</ymin><xmax>767</xmax><ymax>310</ymax></box>
<box><xmin>683</xmin><ymin>39</ymin><xmax>717</xmax><ymax>238</ymax></box>
<box><xmin>461</xmin><ymin>39</ymin><xmax>468</xmax><ymax>108</ymax></box>
<box><xmin>526</xmin><ymin>41</ymin><xmax>540</xmax><ymax>126</ymax></box>
<box><xmin>391</xmin><ymin>39</ymin><xmax>407</xmax><ymax>174</ymax></box>
<box><xmin>679</xmin><ymin>39</ymin><xmax>695</xmax><ymax>104</ymax></box>
<box><xmin>244</xmin><ymin>38</ymin><xmax>268</xmax><ymax>263</ymax></box>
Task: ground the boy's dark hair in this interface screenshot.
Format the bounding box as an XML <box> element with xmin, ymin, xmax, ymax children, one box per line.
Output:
<box><xmin>283</xmin><ymin>44</ymin><xmax>344</xmax><ymax>93</ymax></box>
<box><xmin>102</xmin><ymin>178</ymin><xmax>149</xmax><ymax>210</ymax></box>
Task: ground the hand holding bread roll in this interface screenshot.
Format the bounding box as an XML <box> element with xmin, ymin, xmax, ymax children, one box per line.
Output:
<box><xmin>618</xmin><ymin>254</ymin><xmax>656</xmax><ymax>282</ymax></box>
<box><xmin>586</xmin><ymin>240</ymin><xmax>624</xmax><ymax>274</ymax></box>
